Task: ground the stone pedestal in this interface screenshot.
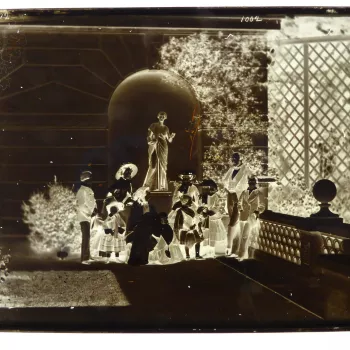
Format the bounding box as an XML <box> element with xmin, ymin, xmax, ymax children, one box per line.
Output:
<box><xmin>148</xmin><ymin>191</ymin><xmax>173</xmax><ymax>213</ymax></box>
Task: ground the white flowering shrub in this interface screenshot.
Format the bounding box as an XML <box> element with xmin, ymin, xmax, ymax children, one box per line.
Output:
<box><xmin>268</xmin><ymin>182</ymin><xmax>318</xmax><ymax>218</ymax></box>
<box><xmin>22</xmin><ymin>181</ymin><xmax>81</xmax><ymax>257</ymax></box>
<box><xmin>0</xmin><ymin>247</ymin><xmax>11</xmax><ymax>283</ymax></box>
<box><xmin>332</xmin><ymin>173</ymin><xmax>350</xmax><ymax>224</ymax></box>
<box><xmin>266</xmin><ymin>16</ymin><xmax>350</xmax><ymax>44</ymax></box>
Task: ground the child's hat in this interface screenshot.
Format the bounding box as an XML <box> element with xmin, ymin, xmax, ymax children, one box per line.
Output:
<box><xmin>178</xmin><ymin>170</ymin><xmax>196</xmax><ymax>181</ymax></box>
<box><xmin>80</xmin><ymin>170</ymin><xmax>92</xmax><ymax>182</ymax></box>
<box><xmin>116</xmin><ymin>163</ymin><xmax>138</xmax><ymax>180</ymax></box>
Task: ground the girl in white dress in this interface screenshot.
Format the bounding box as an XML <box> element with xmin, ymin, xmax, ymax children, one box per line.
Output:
<box><xmin>92</xmin><ymin>199</ymin><xmax>127</xmax><ymax>263</ymax></box>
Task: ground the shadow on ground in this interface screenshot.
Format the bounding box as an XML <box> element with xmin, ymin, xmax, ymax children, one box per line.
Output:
<box><xmin>0</xmin><ymin>250</ymin><xmax>333</xmax><ymax>332</ymax></box>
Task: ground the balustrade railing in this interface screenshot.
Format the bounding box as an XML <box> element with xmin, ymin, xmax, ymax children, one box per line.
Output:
<box><xmin>250</xmin><ymin>219</ymin><xmax>302</xmax><ymax>265</ymax></box>
<box><xmin>250</xmin><ymin>179</ymin><xmax>350</xmax><ymax>267</ymax></box>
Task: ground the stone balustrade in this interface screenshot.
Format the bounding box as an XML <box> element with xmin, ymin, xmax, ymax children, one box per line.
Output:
<box><xmin>249</xmin><ymin>179</ymin><xmax>350</xmax><ymax>268</ymax></box>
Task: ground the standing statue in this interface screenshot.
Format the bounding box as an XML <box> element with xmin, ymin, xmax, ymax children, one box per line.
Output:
<box><xmin>143</xmin><ymin>111</ymin><xmax>176</xmax><ymax>191</ymax></box>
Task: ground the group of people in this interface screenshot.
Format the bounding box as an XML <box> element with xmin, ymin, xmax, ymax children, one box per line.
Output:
<box><xmin>75</xmin><ymin>152</ymin><xmax>265</xmax><ymax>266</ymax></box>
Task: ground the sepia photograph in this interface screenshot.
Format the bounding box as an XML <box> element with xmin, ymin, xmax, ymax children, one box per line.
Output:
<box><xmin>0</xmin><ymin>5</ymin><xmax>350</xmax><ymax>333</ymax></box>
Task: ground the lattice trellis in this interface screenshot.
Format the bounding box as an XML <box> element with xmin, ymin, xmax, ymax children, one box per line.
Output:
<box><xmin>308</xmin><ymin>40</ymin><xmax>350</xmax><ymax>186</ymax></box>
<box><xmin>268</xmin><ymin>44</ymin><xmax>305</xmax><ymax>186</ymax></box>
<box><xmin>268</xmin><ymin>36</ymin><xmax>350</xmax><ymax>197</ymax></box>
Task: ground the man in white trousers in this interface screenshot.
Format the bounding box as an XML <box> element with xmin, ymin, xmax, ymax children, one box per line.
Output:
<box><xmin>237</xmin><ymin>176</ymin><xmax>265</xmax><ymax>261</ymax></box>
<box><xmin>76</xmin><ymin>170</ymin><xmax>97</xmax><ymax>264</ymax></box>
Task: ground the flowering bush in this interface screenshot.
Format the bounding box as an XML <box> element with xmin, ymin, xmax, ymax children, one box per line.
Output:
<box><xmin>22</xmin><ymin>181</ymin><xmax>81</xmax><ymax>257</ymax></box>
<box><xmin>266</xmin><ymin>16</ymin><xmax>350</xmax><ymax>44</ymax></box>
<box><xmin>0</xmin><ymin>247</ymin><xmax>11</xmax><ymax>283</ymax></box>
<box><xmin>268</xmin><ymin>182</ymin><xmax>318</xmax><ymax>217</ymax></box>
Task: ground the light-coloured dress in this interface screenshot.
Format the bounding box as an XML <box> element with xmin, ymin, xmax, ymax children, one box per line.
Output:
<box><xmin>92</xmin><ymin>214</ymin><xmax>126</xmax><ymax>255</ymax></box>
<box><xmin>148</xmin><ymin>236</ymin><xmax>171</xmax><ymax>265</ymax></box>
<box><xmin>201</xmin><ymin>193</ymin><xmax>227</xmax><ymax>247</ymax></box>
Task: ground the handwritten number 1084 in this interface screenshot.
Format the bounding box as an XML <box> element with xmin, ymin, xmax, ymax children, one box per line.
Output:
<box><xmin>241</xmin><ymin>16</ymin><xmax>262</xmax><ymax>22</ymax></box>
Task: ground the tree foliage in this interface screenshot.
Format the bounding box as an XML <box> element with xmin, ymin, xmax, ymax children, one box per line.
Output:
<box><xmin>22</xmin><ymin>181</ymin><xmax>81</xmax><ymax>257</ymax></box>
<box><xmin>157</xmin><ymin>33</ymin><xmax>268</xmax><ymax>182</ymax></box>
<box><xmin>0</xmin><ymin>247</ymin><xmax>10</xmax><ymax>283</ymax></box>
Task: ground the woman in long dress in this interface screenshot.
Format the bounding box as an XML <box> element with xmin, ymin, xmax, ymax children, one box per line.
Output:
<box><xmin>143</xmin><ymin>111</ymin><xmax>176</xmax><ymax>191</ymax></box>
<box><xmin>222</xmin><ymin>152</ymin><xmax>251</xmax><ymax>256</ymax></box>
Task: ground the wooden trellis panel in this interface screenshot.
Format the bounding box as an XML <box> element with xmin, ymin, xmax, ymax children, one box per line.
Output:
<box><xmin>308</xmin><ymin>40</ymin><xmax>350</xmax><ymax>186</ymax></box>
<box><xmin>268</xmin><ymin>37</ymin><xmax>350</xmax><ymax>193</ymax></box>
<box><xmin>268</xmin><ymin>43</ymin><xmax>305</xmax><ymax>186</ymax></box>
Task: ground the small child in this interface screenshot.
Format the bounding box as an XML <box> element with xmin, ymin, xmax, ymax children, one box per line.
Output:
<box><xmin>148</xmin><ymin>212</ymin><xmax>175</xmax><ymax>264</ymax></box>
<box><xmin>127</xmin><ymin>186</ymin><xmax>156</xmax><ymax>233</ymax></box>
<box><xmin>198</xmin><ymin>179</ymin><xmax>227</xmax><ymax>258</ymax></box>
<box><xmin>179</xmin><ymin>222</ymin><xmax>203</xmax><ymax>260</ymax></box>
<box><xmin>170</xmin><ymin>195</ymin><xmax>203</xmax><ymax>260</ymax></box>
<box><xmin>92</xmin><ymin>199</ymin><xmax>126</xmax><ymax>263</ymax></box>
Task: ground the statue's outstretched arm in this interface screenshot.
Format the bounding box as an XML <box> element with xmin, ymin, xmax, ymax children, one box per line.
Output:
<box><xmin>167</xmin><ymin>127</ymin><xmax>176</xmax><ymax>143</ymax></box>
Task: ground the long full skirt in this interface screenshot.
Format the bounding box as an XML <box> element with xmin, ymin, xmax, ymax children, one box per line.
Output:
<box><xmin>143</xmin><ymin>138</ymin><xmax>168</xmax><ymax>191</ymax></box>
<box><xmin>148</xmin><ymin>236</ymin><xmax>171</xmax><ymax>265</ymax></box>
<box><xmin>203</xmin><ymin>217</ymin><xmax>227</xmax><ymax>247</ymax></box>
<box><xmin>93</xmin><ymin>230</ymin><xmax>126</xmax><ymax>254</ymax></box>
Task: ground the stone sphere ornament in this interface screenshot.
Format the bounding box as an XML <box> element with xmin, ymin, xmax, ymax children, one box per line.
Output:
<box><xmin>312</xmin><ymin>179</ymin><xmax>337</xmax><ymax>203</ymax></box>
<box><xmin>311</xmin><ymin>179</ymin><xmax>339</xmax><ymax>218</ymax></box>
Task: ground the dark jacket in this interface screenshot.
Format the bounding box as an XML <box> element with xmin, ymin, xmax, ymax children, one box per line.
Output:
<box><xmin>126</xmin><ymin>213</ymin><xmax>159</xmax><ymax>266</ymax></box>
